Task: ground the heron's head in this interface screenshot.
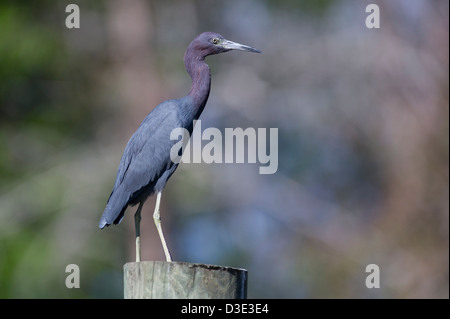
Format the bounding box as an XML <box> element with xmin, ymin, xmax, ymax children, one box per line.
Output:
<box><xmin>186</xmin><ymin>32</ymin><xmax>261</xmax><ymax>59</ymax></box>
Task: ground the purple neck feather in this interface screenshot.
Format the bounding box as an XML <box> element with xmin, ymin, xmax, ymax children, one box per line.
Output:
<box><xmin>184</xmin><ymin>45</ymin><xmax>211</xmax><ymax>118</ymax></box>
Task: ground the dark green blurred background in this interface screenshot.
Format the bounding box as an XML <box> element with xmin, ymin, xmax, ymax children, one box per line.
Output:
<box><xmin>0</xmin><ymin>0</ymin><xmax>448</xmax><ymax>298</ymax></box>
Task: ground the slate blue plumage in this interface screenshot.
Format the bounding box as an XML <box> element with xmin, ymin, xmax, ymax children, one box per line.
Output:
<box><xmin>99</xmin><ymin>32</ymin><xmax>261</xmax><ymax>262</ymax></box>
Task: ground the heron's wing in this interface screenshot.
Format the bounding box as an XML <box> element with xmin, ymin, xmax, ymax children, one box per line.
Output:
<box><xmin>118</xmin><ymin>114</ymin><xmax>177</xmax><ymax>194</ymax></box>
<box><xmin>99</xmin><ymin>101</ymin><xmax>180</xmax><ymax>228</ymax></box>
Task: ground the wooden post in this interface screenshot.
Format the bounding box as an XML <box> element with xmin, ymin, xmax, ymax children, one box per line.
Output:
<box><xmin>124</xmin><ymin>261</ymin><xmax>247</xmax><ymax>299</ymax></box>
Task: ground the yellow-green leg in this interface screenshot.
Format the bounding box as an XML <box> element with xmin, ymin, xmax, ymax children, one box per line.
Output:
<box><xmin>134</xmin><ymin>202</ymin><xmax>144</xmax><ymax>262</ymax></box>
<box><xmin>153</xmin><ymin>192</ymin><xmax>172</xmax><ymax>262</ymax></box>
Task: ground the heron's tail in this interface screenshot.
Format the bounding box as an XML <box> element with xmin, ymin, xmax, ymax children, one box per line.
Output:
<box><xmin>99</xmin><ymin>188</ymin><xmax>130</xmax><ymax>229</ymax></box>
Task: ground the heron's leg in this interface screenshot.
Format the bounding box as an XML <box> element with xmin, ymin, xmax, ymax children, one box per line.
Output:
<box><xmin>153</xmin><ymin>191</ymin><xmax>172</xmax><ymax>262</ymax></box>
<box><xmin>134</xmin><ymin>202</ymin><xmax>144</xmax><ymax>262</ymax></box>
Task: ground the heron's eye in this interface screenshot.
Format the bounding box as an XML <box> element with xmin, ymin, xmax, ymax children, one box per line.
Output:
<box><xmin>212</xmin><ymin>38</ymin><xmax>220</xmax><ymax>45</ymax></box>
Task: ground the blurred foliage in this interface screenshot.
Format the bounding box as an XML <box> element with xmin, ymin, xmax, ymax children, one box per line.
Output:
<box><xmin>0</xmin><ymin>1</ymin><xmax>109</xmax><ymax>186</ymax></box>
<box><xmin>0</xmin><ymin>0</ymin><xmax>448</xmax><ymax>298</ymax></box>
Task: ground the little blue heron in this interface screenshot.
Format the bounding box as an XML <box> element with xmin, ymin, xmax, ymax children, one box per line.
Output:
<box><xmin>99</xmin><ymin>32</ymin><xmax>261</xmax><ymax>262</ymax></box>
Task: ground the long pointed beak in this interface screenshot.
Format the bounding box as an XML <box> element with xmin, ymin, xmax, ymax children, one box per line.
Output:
<box><xmin>221</xmin><ymin>39</ymin><xmax>262</xmax><ymax>53</ymax></box>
